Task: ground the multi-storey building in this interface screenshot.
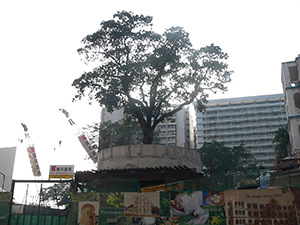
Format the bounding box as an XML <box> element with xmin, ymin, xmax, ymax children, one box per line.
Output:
<box><xmin>281</xmin><ymin>55</ymin><xmax>300</xmax><ymax>156</ymax></box>
<box><xmin>101</xmin><ymin>105</ymin><xmax>196</xmax><ymax>149</ymax></box>
<box><xmin>195</xmin><ymin>94</ymin><xmax>287</xmax><ymax>167</ymax></box>
<box><xmin>225</xmin><ymin>199</ymin><xmax>300</xmax><ymax>225</ymax></box>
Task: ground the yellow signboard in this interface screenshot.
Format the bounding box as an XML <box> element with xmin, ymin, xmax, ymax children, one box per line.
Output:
<box><xmin>49</xmin><ymin>165</ymin><xmax>74</xmax><ymax>179</ymax></box>
<box><xmin>49</xmin><ymin>174</ymin><xmax>74</xmax><ymax>179</ymax></box>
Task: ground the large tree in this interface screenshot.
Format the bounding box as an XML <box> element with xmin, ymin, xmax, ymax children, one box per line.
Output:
<box><xmin>73</xmin><ymin>11</ymin><xmax>233</xmax><ymax>144</ymax></box>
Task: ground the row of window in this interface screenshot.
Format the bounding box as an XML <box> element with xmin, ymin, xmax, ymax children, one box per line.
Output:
<box><xmin>205</xmin><ymin>138</ymin><xmax>273</xmax><ymax>145</ymax></box>
<box><xmin>203</xmin><ymin>113</ymin><xmax>286</xmax><ymax>121</ymax></box>
<box><xmin>160</xmin><ymin>137</ymin><xmax>176</xmax><ymax>141</ymax></box>
<box><xmin>247</xmin><ymin>146</ymin><xmax>273</xmax><ymax>150</ymax></box>
<box><xmin>229</xmin><ymin>218</ymin><xmax>289</xmax><ymax>225</ymax></box>
<box><xmin>159</xmin><ymin>131</ymin><xmax>176</xmax><ymax>135</ymax></box>
<box><xmin>207</xmin><ymin>100</ymin><xmax>283</xmax><ymax>108</ymax></box>
<box><xmin>157</xmin><ymin>125</ymin><xmax>176</xmax><ymax>129</ymax></box>
<box><xmin>218</xmin><ymin>135</ymin><xmax>274</xmax><ymax>140</ymax></box>
<box><xmin>203</xmin><ymin>126</ymin><xmax>281</xmax><ymax>133</ymax></box>
<box><xmin>219</xmin><ymin>140</ymin><xmax>273</xmax><ymax>147</ymax></box>
<box><xmin>203</xmin><ymin>121</ymin><xmax>285</xmax><ymax>128</ymax></box>
<box><xmin>255</xmin><ymin>158</ymin><xmax>275</xmax><ymax>164</ymax></box>
<box><xmin>203</xmin><ymin>119</ymin><xmax>286</xmax><ymax>125</ymax></box>
<box><xmin>204</xmin><ymin>130</ymin><xmax>275</xmax><ymax>136</ymax></box>
<box><xmin>253</xmin><ymin>152</ymin><xmax>275</xmax><ymax>157</ymax></box>
<box><xmin>204</xmin><ymin>105</ymin><xmax>285</xmax><ymax>115</ymax></box>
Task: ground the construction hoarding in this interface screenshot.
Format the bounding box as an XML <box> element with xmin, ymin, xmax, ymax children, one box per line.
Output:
<box><xmin>67</xmin><ymin>187</ymin><xmax>300</xmax><ymax>224</ymax></box>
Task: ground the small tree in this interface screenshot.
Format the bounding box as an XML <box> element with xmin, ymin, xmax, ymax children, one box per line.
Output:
<box><xmin>73</xmin><ymin>11</ymin><xmax>233</xmax><ymax>144</ymax></box>
<box><xmin>199</xmin><ymin>141</ymin><xmax>256</xmax><ymax>176</ymax></box>
<box><xmin>273</xmin><ymin>126</ymin><xmax>289</xmax><ymax>160</ymax></box>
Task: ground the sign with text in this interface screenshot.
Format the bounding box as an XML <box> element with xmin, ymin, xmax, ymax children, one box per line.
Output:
<box><xmin>49</xmin><ymin>165</ymin><xmax>74</xmax><ymax>179</ymax></box>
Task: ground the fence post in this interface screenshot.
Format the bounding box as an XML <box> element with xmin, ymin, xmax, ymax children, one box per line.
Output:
<box><xmin>7</xmin><ymin>180</ymin><xmax>15</xmax><ymax>225</ymax></box>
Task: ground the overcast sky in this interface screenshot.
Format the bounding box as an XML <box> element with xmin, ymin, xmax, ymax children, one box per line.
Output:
<box><xmin>1</xmin><ymin>0</ymin><xmax>300</xmax><ymax>183</ymax></box>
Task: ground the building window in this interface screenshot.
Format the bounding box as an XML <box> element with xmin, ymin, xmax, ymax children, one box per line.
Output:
<box><xmin>294</xmin><ymin>93</ymin><xmax>300</xmax><ymax>109</ymax></box>
<box><xmin>289</xmin><ymin>66</ymin><xmax>298</xmax><ymax>83</ymax></box>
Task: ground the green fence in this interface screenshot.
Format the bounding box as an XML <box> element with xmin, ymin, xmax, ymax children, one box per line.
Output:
<box><xmin>0</xmin><ymin>192</ymin><xmax>11</xmax><ymax>225</ymax></box>
<box><xmin>9</xmin><ymin>215</ymin><xmax>66</xmax><ymax>225</ymax></box>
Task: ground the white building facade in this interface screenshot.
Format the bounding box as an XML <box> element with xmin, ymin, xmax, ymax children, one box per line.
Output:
<box><xmin>195</xmin><ymin>94</ymin><xmax>287</xmax><ymax>167</ymax></box>
<box><xmin>281</xmin><ymin>55</ymin><xmax>300</xmax><ymax>156</ymax></box>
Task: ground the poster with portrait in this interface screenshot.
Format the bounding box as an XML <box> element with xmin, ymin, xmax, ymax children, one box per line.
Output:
<box><xmin>78</xmin><ymin>201</ymin><xmax>99</xmax><ymax>225</ymax></box>
<box><xmin>170</xmin><ymin>191</ymin><xmax>209</xmax><ymax>224</ymax></box>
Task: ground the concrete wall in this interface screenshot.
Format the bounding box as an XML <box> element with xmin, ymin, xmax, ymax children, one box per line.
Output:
<box><xmin>282</xmin><ymin>56</ymin><xmax>300</xmax><ymax>155</ymax></box>
<box><xmin>97</xmin><ymin>145</ymin><xmax>202</xmax><ymax>173</ymax></box>
<box><xmin>0</xmin><ymin>147</ymin><xmax>16</xmax><ymax>191</ymax></box>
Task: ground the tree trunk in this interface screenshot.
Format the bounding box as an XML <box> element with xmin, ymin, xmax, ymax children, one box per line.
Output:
<box><xmin>142</xmin><ymin>126</ymin><xmax>154</xmax><ymax>144</ymax></box>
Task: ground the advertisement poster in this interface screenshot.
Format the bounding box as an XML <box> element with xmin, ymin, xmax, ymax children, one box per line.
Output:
<box><xmin>124</xmin><ymin>192</ymin><xmax>160</xmax><ymax>217</ymax></box>
<box><xmin>224</xmin><ymin>188</ymin><xmax>300</xmax><ymax>225</ymax></box>
<box><xmin>98</xmin><ymin>192</ymin><xmax>125</xmax><ymax>224</ymax></box>
<box><xmin>170</xmin><ymin>191</ymin><xmax>209</xmax><ymax>224</ymax></box>
<box><xmin>203</xmin><ymin>191</ymin><xmax>226</xmax><ymax>225</ymax></box>
<box><xmin>98</xmin><ymin>208</ymin><xmax>125</xmax><ymax>225</ymax></box>
<box><xmin>78</xmin><ymin>202</ymin><xmax>99</xmax><ymax>225</ymax></box>
<box><xmin>203</xmin><ymin>191</ymin><xmax>225</xmax><ymax>206</ymax></box>
<box><xmin>67</xmin><ymin>190</ymin><xmax>233</xmax><ymax>224</ymax></box>
<box><xmin>99</xmin><ymin>192</ymin><xmax>124</xmax><ymax>208</ymax></box>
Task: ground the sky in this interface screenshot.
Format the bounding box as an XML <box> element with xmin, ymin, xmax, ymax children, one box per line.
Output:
<box><xmin>0</xmin><ymin>0</ymin><xmax>300</xmax><ymax>185</ymax></box>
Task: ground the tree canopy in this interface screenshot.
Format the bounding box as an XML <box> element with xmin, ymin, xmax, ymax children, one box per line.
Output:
<box><xmin>199</xmin><ymin>141</ymin><xmax>256</xmax><ymax>176</ymax></box>
<box><xmin>272</xmin><ymin>126</ymin><xmax>289</xmax><ymax>160</ymax></box>
<box><xmin>40</xmin><ymin>183</ymin><xmax>70</xmax><ymax>208</ymax></box>
<box><xmin>73</xmin><ymin>11</ymin><xmax>233</xmax><ymax>144</ymax></box>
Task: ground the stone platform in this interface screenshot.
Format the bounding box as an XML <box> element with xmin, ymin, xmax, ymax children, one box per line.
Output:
<box><xmin>97</xmin><ymin>145</ymin><xmax>202</xmax><ymax>173</ymax></box>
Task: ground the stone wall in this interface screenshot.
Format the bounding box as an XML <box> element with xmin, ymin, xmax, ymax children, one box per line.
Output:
<box><xmin>97</xmin><ymin>145</ymin><xmax>202</xmax><ymax>172</ymax></box>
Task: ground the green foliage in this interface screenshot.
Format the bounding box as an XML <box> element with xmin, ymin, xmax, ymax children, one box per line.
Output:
<box><xmin>199</xmin><ymin>141</ymin><xmax>257</xmax><ymax>176</ymax></box>
<box><xmin>0</xmin><ymin>192</ymin><xmax>11</xmax><ymax>201</ymax></box>
<box><xmin>69</xmin><ymin>192</ymin><xmax>100</xmax><ymax>202</ymax></box>
<box><xmin>272</xmin><ymin>126</ymin><xmax>289</xmax><ymax>160</ymax></box>
<box><xmin>67</xmin><ymin>202</ymin><xmax>78</xmax><ymax>225</ymax></box>
<box><xmin>84</xmin><ymin>119</ymin><xmax>142</xmax><ymax>150</ymax></box>
<box><xmin>160</xmin><ymin>192</ymin><xmax>170</xmax><ymax>217</ymax></box>
<box><xmin>100</xmin><ymin>192</ymin><xmax>124</xmax><ymax>208</ymax></box>
<box><xmin>40</xmin><ymin>183</ymin><xmax>71</xmax><ymax>208</ymax></box>
<box><xmin>84</xmin><ymin>118</ymin><xmax>160</xmax><ymax>150</ymax></box>
<box><xmin>73</xmin><ymin>11</ymin><xmax>233</xmax><ymax>144</ymax></box>
<box><xmin>209</xmin><ymin>206</ymin><xmax>226</xmax><ymax>225</ymax></box>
